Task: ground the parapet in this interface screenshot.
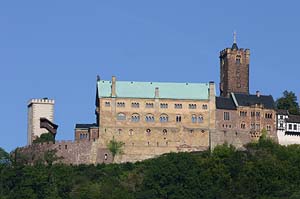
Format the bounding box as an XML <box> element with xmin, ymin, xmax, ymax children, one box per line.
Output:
<box><xmin>28</xmin><ymin>98</ymin><xmax>55</xmax><ymax>106</ymax></box>
<box><xmin>220</xmin><ymin>48</ymin><xmax>250</xmax><ymax>56</ymax></box>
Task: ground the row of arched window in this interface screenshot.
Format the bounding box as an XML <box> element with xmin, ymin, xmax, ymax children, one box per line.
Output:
<box><xmin>115</xmin><ymin>128</ymin><xmax>205</xmax><ymax>136</ymax></box>
<box><xmin>117</xmin><ymin>113</ymin><xmax>204</xmax><ymax>123</ymax></box>
<box><xmin>107</xmin><ymin>101</ymin><xmax>208</xmax><ymax>109</ymax></box>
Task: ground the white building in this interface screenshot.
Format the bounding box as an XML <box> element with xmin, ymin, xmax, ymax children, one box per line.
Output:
<box><xmin>27</xmin><ymin>98</ymin><xmax>55</xmax><ymax>145</ymax></box>
<box><xmin>277</xmin><ymin>110</ymin><xmax>300</xmax><ymax>145</ymax></box>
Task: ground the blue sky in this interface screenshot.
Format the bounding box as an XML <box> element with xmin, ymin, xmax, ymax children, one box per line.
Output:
<box><xmin>0</xmin><ymin>1</ymin><xmax>299</xmax><ymax>152</ymax></box>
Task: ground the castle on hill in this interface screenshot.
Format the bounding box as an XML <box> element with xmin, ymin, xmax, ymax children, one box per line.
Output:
<box><xmin>22</xmin><ymin>35</ymin><xmax>300</xmax><ymax>164</ymax></box>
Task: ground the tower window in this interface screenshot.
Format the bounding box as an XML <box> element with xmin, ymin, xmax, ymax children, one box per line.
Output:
<box><xmin>224</xmin><ymin>112</ymin><xmax>230</xmax><ymax>121</ymax></box>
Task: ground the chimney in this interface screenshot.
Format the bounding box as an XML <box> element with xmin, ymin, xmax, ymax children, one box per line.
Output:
<box><xmin>155</xmin><ymin>87</ymin><xmax>159</xmax><ymax>98</ymax></box>
<box><xmin>256</xmin><ymin>90</ymin><xmax>260</xmax><ymax>97</ymax></box>
<box><xmin>111</xmin><ymin>76</ymin><xmax>116</xmax><ymax>97</ymax></box>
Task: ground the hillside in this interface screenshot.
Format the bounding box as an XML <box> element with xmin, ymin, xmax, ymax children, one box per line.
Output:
<box><xmin>1</xmin><ymin>139</ymin><xmax>300</xmax><ymax>199</ymax></box>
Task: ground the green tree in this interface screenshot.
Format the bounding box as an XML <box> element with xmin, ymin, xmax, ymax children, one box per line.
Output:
<box><xmin>107</xmin><ymin>137</ymin><xmax>124</xmax><ymax>162</ymax></box>
<box><xmin>33</xmin><ymin>132</ymin><xmax>55</xmax><ymax>144</ymax></box>
<box><xmin>0</xmin><ymin>147</ymin><xmax>9</xmax><ymax>165</ymax></box>
<box><xmin>276</xmin><ymin>90</ymin><xmax>300</xmax><ymax>115</ymax></box>
<box><xmin>44</xmin><ymin>149</ymin><xmax>63</xmax><ymax>166</ymax></box>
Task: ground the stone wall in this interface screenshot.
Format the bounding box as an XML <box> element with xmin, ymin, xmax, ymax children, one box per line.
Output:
<box><xmin>212</xmin><ymin>106</ymin><xmax>277</xmax><ymax>149</ymax></box>
<box><xmin>18</xmin><ymin>140</ymin><xmax>112</xmax><ymax>165</ymax></box>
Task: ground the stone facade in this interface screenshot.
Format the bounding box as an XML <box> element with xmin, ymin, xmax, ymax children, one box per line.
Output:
<box><xmin>18</xmin><ymin>140</ymin><xmax>112</xmax><ymax>165</ymax></box>
<box><xmin>213</xmin><ymin>92</ymin><xmax>277</xmax><ymax>149</ymax></box>
<box><xmin>27</xmin><ymin>98</ymin><xmax>55</xmax><ymax>145</ymax></box>
<box><xmin>220</xmin><ymin>43</ymin><xmax>250</xmax><ymax>97</ymax></box>
<box><xmin>86</xmin><ymin>78</ymin><xmax>216</xmax><ymax>163</ymax></box>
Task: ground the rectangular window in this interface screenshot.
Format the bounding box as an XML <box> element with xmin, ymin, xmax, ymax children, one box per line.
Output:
<box><xmin>256</xmin><ymin>112</ymin><xmax>260</xmax><ymax>118</ymax></box>
<box><xmin>174</xmin><ymin>104</ymin><xmax>182</xmax><ymax>109</ymax></box>
<box><xmin>224</xmin><ymin>112</ymin><xmax>230</xmax><ymax>121</ymax></box>
<box><xmin>256</xmin><ymin>124</ymin><xmax>260</xmax><ymax>130</ymax></box>
<box><xmin>131</xmin><ymin>102</ymin><xmax>139</xmax><ymax>108</ymax></box>
<box><xmin>251</xmin><ymin>112</ymin><xmax>255</xmax><ymax>117</ymax></box>
<box><xmin>294</xmin><ymin>124</ymin><xmax>297</xmax><ymax>131</ymax></box>
<box><xmin>145</xmin><ymin>103</ymin><xmax>154</xmax><ymax>108</ymax></box>
<box><xmin>240</xmin><ymin>111</ymin><xmax>247</xmax><ymax>117</ymax></box>
<box><xmin>251</xmin><ymin>123</ymin><xmax>255</xmax><ymax>130</ymax></box>
<box><xmin>289</xmin><ymin>124</ymin><xmax>292</xmax><ymax>130</ymax></box>
<box><xmin>189</xmin><ymin>104</ymin><xmax>197</xmax><ymax>109</ymax></box>
<box><xmin>160</xmin><ymin>103</ymin><xmax>168</xmax><ymax>109</ymax></box>
<box><xmin>117</xmin><ymin>102</ymin><xmax>125</xmax><ymax>107</ymax></box>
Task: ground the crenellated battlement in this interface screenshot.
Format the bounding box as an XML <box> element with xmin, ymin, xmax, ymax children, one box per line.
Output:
<box><xmin>28</xmin><ymin>98</ymin><xmax>55</xmax><ymax>106</ymax></box>
<box><xmin>220</xmin><ymin>48</ymin><xmax>250</xmax><ymax>56</ymax></box>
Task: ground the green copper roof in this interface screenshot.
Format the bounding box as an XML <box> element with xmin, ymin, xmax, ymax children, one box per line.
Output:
<box><xmin>97</xmin><ymin>80</ymin><xmax>211</xmax><ymax>100</ymax></box>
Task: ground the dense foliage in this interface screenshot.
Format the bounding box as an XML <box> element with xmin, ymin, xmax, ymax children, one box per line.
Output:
<box><xmin>32</xmin><ymin>133</ymin><xmax>55</xmax><ymax>144</ymax></box>
<box><xmin>276</xmin><ymin>90</ymin><xmax>300</xmax><ymax>115</ymax></box>
<box><xmin>2</xmin><ymin>139</ymin><xmax>300</xmax><ymax>198</ymax></box>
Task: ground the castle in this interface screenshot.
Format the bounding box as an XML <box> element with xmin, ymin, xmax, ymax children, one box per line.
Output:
<box><xmin>20</xmin><ymin>36</ymin><xmax>300</xmax><ymax>164</ymax></box>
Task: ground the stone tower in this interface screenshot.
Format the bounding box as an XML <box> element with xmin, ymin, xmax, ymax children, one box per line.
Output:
<box><xmin>27</xmin><ymin>98</ymin><xmax>55</xmax><ymax>145</ymax></box>
<box><xmin>220</xmin><ymin>33</ymin><xmax>250</xmax><ymax>97</ymax></box>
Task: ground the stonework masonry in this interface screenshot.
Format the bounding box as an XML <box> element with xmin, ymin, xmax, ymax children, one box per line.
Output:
<box><xmin>27</xmin><ymin>99</ymin><xmax>55</xmax><ymax>145</ymax></box>
<box><xmin>19</xmin><ymin>39</ymin><xmax>283</xmax><ymax>165</ymax></box>
<box><xmin>94</xmin><ymin>80</ymin><xmax>216</xmax><ymax>163</ymax></box>
<box><xmin>220</xmin><ymin>44</ymin><xmax>250</xmax><ymax>97</ymax></box>
<box><xmin>18</xmin><ymin>140</ymin><xmax>112</xmax><ymax>165</ymax></box>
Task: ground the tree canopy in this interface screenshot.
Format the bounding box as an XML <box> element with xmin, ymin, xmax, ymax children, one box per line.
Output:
<box><xmin>107</xmin><ymin>136</ymin><xmax>124</xmax><ymax>161</ymax></box>
<box><xmin>33</xmin><ymin>132</ymin><xmax>55</xmax><ymax>144</ymax></box>
<box><xmin>2</xmin><ymin>140</ymin><xmax>300</xmax><ymax>198</ymax></box>
<box><xmin>276</xmin><ymin>90</ymin><xmax>300</xmax><ymax>115</ymax></box>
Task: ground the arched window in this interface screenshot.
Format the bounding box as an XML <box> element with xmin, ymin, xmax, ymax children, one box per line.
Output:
<box><xmin>131</xmin><ymin>113</ymin><xmax>140</xmax><ymax>122</ymax></box>
<box><xmin>117</xmin><ymin>113</ymin><xmax>126</xmax><ymax>120</ymax></box>
<box><xmin>117</xmin><ymin>102</ymin><xmax>125</xmax><ymax>107</ymax></box>
<box><xmin>241</xmin><ymin>122</ymin><xmax>246</xmax><ymax>129</ymax></box>
<box><xmin>145</xmin><ymin>114</ymin><xmax>155</xmax><ymax>122</ymax></box>
<box><xmin>146</xmin><ymin>129</ymin><xmax>151</xmax><ymax>135</ymax></box>
<box><xmin>176</xmin><ymin>115</ymin><xmax>181</xmax><ymax>123</ymax></box>
<box><xmin>189</xmin><ymin>104</ymin><xmax>197</xmax><ymax>109</ymax></box>
<box><xmin>129</xmin><ymin>129</ymin><xmax>133</xmax><ymax>136</ymax></box>
<box><xmin>160</xmin><ymin>114</ymin><xmax>169</xmax><ymax>123</ymax></box>
<box><xmin>131</xmin><ymin>102</ymin><xmax>140</xmax><ymax>108</ymax></box>
<box><xmin>198</xmin><ymin>115</ymin><xmax>204</xmax><ymax>123</ymax></box>
<box><xmin>202</xmin><ymin>104</ymin><xmax>208</xmax><ymax>109</ymax></box>
<box><xmin>163</xmin><ymin>129</ymin><xmax>168</xmax><ymax>135</ymax></box>
<box><xmin>192</xmin><ymin>114</ymin><xmax>197</xmax><ymax>123</ymax></box>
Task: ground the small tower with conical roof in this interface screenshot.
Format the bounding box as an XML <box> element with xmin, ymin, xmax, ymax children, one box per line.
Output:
<box><xmin>219</xmin><ymin>32</ymin><xmax>250</xmax><ymax>97</ymax></box>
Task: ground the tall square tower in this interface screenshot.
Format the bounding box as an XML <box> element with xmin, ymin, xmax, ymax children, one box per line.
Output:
<box><xmin>219</xmin><ymin>34</ymin><xmax>250</xmax><ymax>97</ymax></box>
<box><xmin>27</xmin><ymin>98</ymin><xmax>55</xmax><ymax>145</ymax></box>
